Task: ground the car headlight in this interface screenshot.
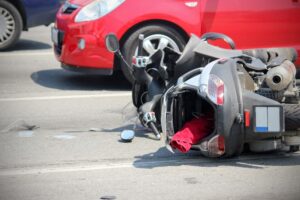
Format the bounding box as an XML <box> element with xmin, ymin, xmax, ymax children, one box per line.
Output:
<box><xmin>75</xmin><ymin>0</ymin><xmax>125</xmax><ymax>23</ymax></box>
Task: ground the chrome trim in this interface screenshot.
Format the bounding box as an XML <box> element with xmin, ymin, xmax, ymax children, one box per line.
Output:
<box><xmin>161</xmin><ymin>86</ymin><xmax>175</xmax><ymax>152</ymax></box>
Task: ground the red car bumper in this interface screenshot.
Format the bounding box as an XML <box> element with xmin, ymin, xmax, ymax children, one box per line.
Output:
<box><xmin>53</xmin><ymin>7</ymin><xmax>115</xmax><ymax>74</ymax></box>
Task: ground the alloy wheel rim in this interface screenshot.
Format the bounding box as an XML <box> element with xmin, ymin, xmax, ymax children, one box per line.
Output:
<box><xmin>134</xmin><ymin>34</ymin><xmax>180</xmax><ymax>56</ymax></box>
<box><xmin>0</xmin><ymin>7</ymin><xmax>15</xmax><ymax>45</ymax></box>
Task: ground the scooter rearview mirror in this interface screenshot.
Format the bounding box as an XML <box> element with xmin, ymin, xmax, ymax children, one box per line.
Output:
<box><xmin>105</xmin><ymin>33</ymin><xmax>132</xmax><ymax>73</ymax></box>
<box><xmin>105</xmin><ymin>33</ymin><xmax>120</xmax><ymax>53</ymax></box>
<box><xmin>120</xmin><ymin>130</ymin><xmax>135</xmax><ymax>142</ymax></box>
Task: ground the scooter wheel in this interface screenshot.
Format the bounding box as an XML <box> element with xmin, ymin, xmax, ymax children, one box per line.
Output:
<box><xmin>289</xmin><ymin>145</ymin><xmax>299</xmax><ymax>153</ymax></box>
<box><xmin>283</xmin><ymin>104</ymin><xmax>300</xmax><ymax>130</ymax></box>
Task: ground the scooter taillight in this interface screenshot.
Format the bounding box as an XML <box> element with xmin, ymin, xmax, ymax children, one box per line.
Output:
<box><xmin>207</xmin><ymin>74</ymin><xmax>224</xmax><ymax>105</ymax></box>
<box><xmin>208</xmin><ymin>134</ymin><xmax>225</xmax><ymax>157</ymax></box>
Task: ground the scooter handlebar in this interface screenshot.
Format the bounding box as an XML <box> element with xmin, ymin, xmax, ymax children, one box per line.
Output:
<box><xmin>148</xmin><ymin>121</ymin><xmax>161</xmax><ymax>140</ymax></box>
<box><xmin>138</xmin><ymin>34</ymin><xmax>144</xmax><ymax>56</ymax></box>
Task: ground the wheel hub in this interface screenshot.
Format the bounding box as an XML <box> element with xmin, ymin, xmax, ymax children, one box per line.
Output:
<box><xmin>135</xmin><ymin>34</ymin><xmax>180</xmax><ymax>56</ymax></box>
<box><xmin>0</xmin><ymin>7</ymin><xmax>15</xmax><ymax>45</ymax></box>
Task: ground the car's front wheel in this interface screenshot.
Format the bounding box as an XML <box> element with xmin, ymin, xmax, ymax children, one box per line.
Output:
<box><xmin>0</xmin><ymin>1</ymin><xmax>23</xmax><ymax>50</ymax></box>
<box><xmin>121</xmin><ymin>24</ymin><xmax>187</xmax><ymax>83</ymax></box>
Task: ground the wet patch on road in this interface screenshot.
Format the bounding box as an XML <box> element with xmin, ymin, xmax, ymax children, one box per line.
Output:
<box><xmin>17</xmin><ymin>130</ymin><xmax>34</xmax><ymax>138</ymax></box>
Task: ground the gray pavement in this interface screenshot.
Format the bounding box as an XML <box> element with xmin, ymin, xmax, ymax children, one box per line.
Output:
<box><xmin>0</xmin><ymin>26</ymin><xmax>299</xmax><ymax>200</ymax></box>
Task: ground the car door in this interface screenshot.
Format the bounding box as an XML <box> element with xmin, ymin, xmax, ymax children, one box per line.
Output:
<box><xmin>23</xmin><ymin>0</ymin><xmax>63</xmax><ymax>27</ymax></box>
<box><xmin>235</xmin><ymin>0</ymin><xmax>300</xmax><ymax>50</ymax></box>
<box><xmin>199</xmin><ymin>0</ymin><xmax>300</xmax><ymax>51</ymax></box>
<box><xmin>198</xmin><ymin>0</ymin><xmax>241</xmax><ymax>47</ymax></box>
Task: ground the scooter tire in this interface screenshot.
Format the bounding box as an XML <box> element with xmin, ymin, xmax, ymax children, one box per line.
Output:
<box><xmin>283</xmin><ymin>104</ymin><xmax>300</xmax><ymax>130</ymax></box>
<box><xmin>289</xmin><ymin>145</ymin><xmax>300</xmax><ymax>153</ymax></box>
<box><xmin>132</xmin><ymin>82</ymin><xmax>147</xmax><ymax>108</ymax></box>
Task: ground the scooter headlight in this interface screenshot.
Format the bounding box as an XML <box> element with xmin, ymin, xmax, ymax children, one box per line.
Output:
<box><xmin>75</xmin><ymin>0</ymin><xmax>125</xmax><ymax>23</ymax></box>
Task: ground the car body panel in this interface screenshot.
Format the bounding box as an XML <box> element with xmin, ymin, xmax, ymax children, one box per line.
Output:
<box><xmin>53</xmin><ymin>0</ymin><xmax>300</xmax><ymax>71</ymax></box>
<box><xmin>54</xmin><ymin>0</ymin><xmax>201</xmax><ymax>69</ymax></box>
<box><xmin>200</xmin><ymin>0</ymin><xmax>300</xmax><ymax>51</ymax></box>
<box><xmin>21</xmin><ymin>0</ymin><xmax>62</xmax><ymax>28</ymax></box>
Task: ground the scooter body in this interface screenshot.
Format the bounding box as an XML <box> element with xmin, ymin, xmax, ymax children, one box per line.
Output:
<box><xmin>105</xmin><ymin>33</ymin><xmax>300</xmax><ymax>157</ymax></box>
<box><xmin>161</xmin><ymin>57</ymin><xmax>300</xmax><ymax>157</ymax></box>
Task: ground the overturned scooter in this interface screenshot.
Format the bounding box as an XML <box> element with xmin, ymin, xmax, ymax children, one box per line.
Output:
<box><xmin>106</xmin><ymin>33</ymin><xmax>300</xmax><ymax>157</ymax></box>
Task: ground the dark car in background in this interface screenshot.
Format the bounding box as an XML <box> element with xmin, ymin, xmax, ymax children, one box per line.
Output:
<box><xmin>0</xmin><ymin>0</ymin><xmax>64</xmax><ymax>50</ymax></box>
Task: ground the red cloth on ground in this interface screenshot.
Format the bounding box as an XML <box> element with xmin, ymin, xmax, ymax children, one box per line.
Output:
<box><xmin>170</xmin><ymin>116</ymin><xmax>213</xmax><ymax>153</ymax></box>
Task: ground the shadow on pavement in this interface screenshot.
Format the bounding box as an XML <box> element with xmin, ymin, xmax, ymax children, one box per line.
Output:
<box><xmin>31</xmin><ymin>69</ymin><xmax>131</xmax><ymax>91</ymax></box>
<box><xmin>133</xmin><ymin>147</ymin><xmax>300</xmax><ymax>169</ymax></box>
<box><xmin>2</xmin><ymin>39</ymin><xmax>51</xmax><ymax>51</ymax></box>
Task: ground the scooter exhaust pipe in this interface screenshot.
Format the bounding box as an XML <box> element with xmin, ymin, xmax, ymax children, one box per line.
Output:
<box><xmin>266</xmin><ymin>60</ymin><xmax>296</xmax><ymax>91</ymax></box>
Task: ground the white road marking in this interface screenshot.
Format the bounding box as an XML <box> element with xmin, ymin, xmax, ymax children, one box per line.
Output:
<box><xmin>0</xmin><ymin>51</ymin><xmax>53</xmax><ymax>57</ymax></box>
<box><xmin>0</xmin><ymin>93</ymin><xmax>131</xmax><ymax>102</ymax></box>
<box><xmin>0</xmin><ymin>163</ymin><xmax>132</xmax><ymax>176</ymax></box>
<box><xmin>0</xmin><ymin>159</ymin><xmax>220</xmax><ymax>176</ymax></box>
<box><xmin>235</xmin><ymin>162</ymin><xmax>265</xmax><ymax>168</ymax></box>
<box><xmin>0</xmin><ymin>162</ymin><xmax>140</xmax><ymax>176</ymax></box>
<box><xmin>0</xmin><ymin>154</ymin><xmax>298</xmax><ymax>176</ymax></box>
<box><xmin>53</xmin><ymin>134</ymin><xmax>76</xmax><ymax>140</ymax></box>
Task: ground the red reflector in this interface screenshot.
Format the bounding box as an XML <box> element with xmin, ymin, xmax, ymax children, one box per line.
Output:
<box><xmin>218</xmin><ymin>135</ymin><xmax>225</xmax><ymax>151</ymax></box>
<box><xmin>217</xmin><ymin>83</ymin><xmax>224</xmax><ymax>105</ymax></box>
<box><xmin>207</xmin><ymin>134</ymin><xmax>225</xmax><ymax>157</ymax></box>
<box><xmin>244</xmin><ymin>109</ymin><xmax>250</xmax><ymax>127</ymax></box>
<box><xmin>132</xmin><ymin>57</ymin><xmax>136</xmax><ymax>65</ymax></box>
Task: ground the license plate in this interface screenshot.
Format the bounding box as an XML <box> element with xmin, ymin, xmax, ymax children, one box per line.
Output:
<box><xmin>254</xmin><ymin>106</ymin><xmax>283</xmax><ymax>133</ymax></box>
<box><xmin>51</xmin><ymin>27</ymin><xmax>59</xmax><ymax>45</ymax></box>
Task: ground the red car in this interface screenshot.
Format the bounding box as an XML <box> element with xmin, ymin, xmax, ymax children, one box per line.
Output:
<box><xmin>52</xmin><ymin>0</ymin><xmax>300</xmax><ymax>82</ymax></box>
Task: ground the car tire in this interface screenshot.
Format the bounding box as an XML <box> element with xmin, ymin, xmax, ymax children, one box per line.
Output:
<box><xmin>0</xmin><ymin>0</ymin><xmax>23</xmax><ymax>50</ymax></box>
<box><xmin>121</xmin><ymin>24</ymin><xmax>187</xmax><ymax>83</ymax></box>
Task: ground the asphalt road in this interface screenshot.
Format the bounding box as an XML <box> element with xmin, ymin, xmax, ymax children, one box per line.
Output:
<box><xmin>0</xmin><ymin>26</ymin><xmax>299</xmax><ymax>200</ymax></box>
